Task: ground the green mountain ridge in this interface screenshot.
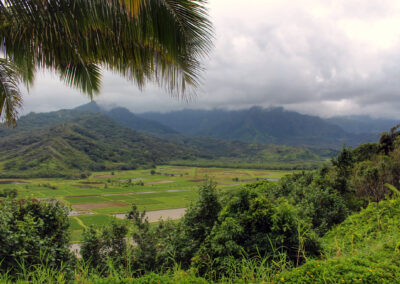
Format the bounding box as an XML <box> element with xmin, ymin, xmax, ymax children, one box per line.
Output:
<box><xmin>76</xmin><ymin>102</ymin><xmax>178</xmax><ymax>135</ymax></box>
<box><xmin>0</xmin><ymin>114</ymin><xmax>199</xmax><ymax>178</ymax></box>
<box><xmin>139</xmin><ymin>106</ymin><xmax>379</xmax><ymax>148</ymax></box>
<box><xmin>164</xmin><ymin>134</ymin><xmax>325</xmax><ymax>167</ymax></box>
<box><xmin>0</xmin><ymin>102</ymin><xmax>177</xmax><ymax>138</ymax></box>
<box><xmin>4</xmin><ymin>102</ymin><xmax>382</xmax><ymax>150</ymax></box>
<box><xmin>0</xmin><ymin>110</ymin><xmax>326</xmax><ymax>177</ymax></box>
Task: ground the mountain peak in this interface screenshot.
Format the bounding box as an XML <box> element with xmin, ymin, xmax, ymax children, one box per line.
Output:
<box><xmin>108</xmin><ymin>107</ymin><xmax>134</xmax><ymax>115</ymax></box>
<box><xmin>73</xmin><ymin>103</ymin><xmax>178</xmax><ymax>135</ymax></box>
<box><xmin>74</xmin><ymin>101</ymin><xmax>103</xmax><ymax>113</ymax></box>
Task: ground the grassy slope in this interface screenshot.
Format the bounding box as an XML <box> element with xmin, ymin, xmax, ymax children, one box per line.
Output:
<box><xmin>278</xmin><ymin>198</ymin><xmax>400</xmax><ymax>283</ymax></box>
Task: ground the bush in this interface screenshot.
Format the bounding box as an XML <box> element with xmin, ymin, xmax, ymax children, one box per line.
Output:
<box><xmin>81</xmin><ymin>222</ymin><xmax>129</xmax><ymax>274</ymax></box>
<box><xmin>192</xmin><ymin>187</ymin><xmax>320</xmax><ymax>278</ymax></box>
<box><xmin>0</xmin><ymin>198</ymin><xmax>72</xmax><ymax>276</ymax></box>
<box><xmin>0</xmin><ymin>188</ymin><xmax>18</xmax><ymax>198</ymax></box>
<box><xmin>275</xmin><ymin>173</ymin><xmax>349</xmax><ymax>236</ymax></box>
<box><xmin>126</xmin><ymin>205</ymin><xmax>173</xmax><ymax>273</ymax></box>
<box><xmin>351</xmin><ymin>150</ymin><xmax>400</xmax><ymax>202</ymax></box>
<box><xmin>277</xmin><ymin>256</ymin><xmax>399</xmax><ymax>283</ymax></box>
<box><xmin>173</xmin><ymin>180</ymin><xmax>222</xmax><ymax>268</ymax></box>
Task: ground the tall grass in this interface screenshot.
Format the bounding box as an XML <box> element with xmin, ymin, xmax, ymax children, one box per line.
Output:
<box><xmin>0</xmin><ymin>262</ymin><xmax>69</xmax><ymax>283</ymax></box>
<box><xmin>0</xmin><ymin>252</ymin><xmax>293</xmax><ymax>283</ymax></box>
<box><xmin>219</xmin><ymin>253</ymin><xmax>291</xmax><ymax>283</ymax></box>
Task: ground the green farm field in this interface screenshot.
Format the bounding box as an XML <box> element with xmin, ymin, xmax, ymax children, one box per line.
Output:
<box><xmin>0</xmin><ymin>166</ymin><xmax>292</xmax><ymax>242</ymax></box>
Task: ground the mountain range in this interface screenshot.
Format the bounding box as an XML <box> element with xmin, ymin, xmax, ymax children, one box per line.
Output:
<box><xmin>1</xmin><ymin>102</ymin><xmax>396</xmax><ymax>177</ymax></box>
<box><xmin>325</xmin><ymin>115</ymin><xmax>398</xmax><ymax>134</ymax></box>
<box><xmin>139</xmin><ymin>106</ymin><xmax>381</xmax><ymax>148</ymax></box>
<box><xmin>0</xmin><ymin>104</ymin><xmax>328</xmax><ymax>177</ymax></box>
<box><xmin>13</xmin><ymin>102</ymin><xmax>384</xmax><ymax>149</ymax></box>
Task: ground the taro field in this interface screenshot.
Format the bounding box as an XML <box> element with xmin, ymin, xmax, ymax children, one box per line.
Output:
<box><xmin>0</xmin><ymin>166</ymin><xmax>292</xmax><ymax>242</ymax></box>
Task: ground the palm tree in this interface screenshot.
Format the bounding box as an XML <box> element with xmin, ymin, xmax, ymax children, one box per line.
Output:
<box><xmin>0</xmin><ymin>0</ymin><xmax>213</xmax><ymax>125</ymax></box>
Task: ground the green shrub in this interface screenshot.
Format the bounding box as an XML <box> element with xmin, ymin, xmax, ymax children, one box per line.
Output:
<box><xmin>273</xmin><ymin>173</ymin><xmax>349</xmax><ymax>236</ymax></box>
<box><xmin>0</xmin><ymin>188</ymin><xmax>18</xmax><ymax>198</ymax></box>
<box><xmin>126</xmin><ymin>205</ymin><xmax>177</xmax><ymax>273</ymax></box>
<box><xmin>192</xmin><ymin>187</ymin><xmax>320</xmax><ymax>278</ymax></box>
<box><xmin>81</xmin><ymin>222</ymin><xmax>128</xmax><ymax>274</ymax></box>
<box><xmin>0</xmin><ymin>198</ymin><xmax>72</xmax><ymax>276</ymax></box>
<box><xmin>277</xmin><ymin>256</ymin><xmax>399</xmax><ymax>283</ymax></box>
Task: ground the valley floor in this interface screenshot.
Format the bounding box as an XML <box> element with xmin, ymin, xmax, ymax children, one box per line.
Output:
<box><xmin>0</xmin><ymin>166</ymin><xmax>292</xmax><ymax>243</ymax></box>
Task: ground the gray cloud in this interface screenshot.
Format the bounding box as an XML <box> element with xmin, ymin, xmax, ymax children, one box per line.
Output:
<box><xmin>21</xmin><ymin>0</ymin><xmax>400</xmax><ymax>119</ymax></box>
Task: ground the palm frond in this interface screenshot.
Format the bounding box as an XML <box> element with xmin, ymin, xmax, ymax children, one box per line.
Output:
<box><xmin>120</xmin><ymin>0</ymin><xmax>147</xmax><ymax>18</ymax></box>
<box><xmin>0</xmin><ymin>59</ymin><xmax>22</xmax><ymax>126</ymax></box>
<box><xmin>59</xmin><ymin>62</ymin><xmax>102</xmax><ymax>98</ymax></box>
<box><xmin>385</xmin><ymin>184</ymin><xmax>400</xmax><ymax>198</ymax></box>
<box><xmin>0</xmin><ymin>0</ymin><xmax>213</xmax><ymax>124</ymax></box>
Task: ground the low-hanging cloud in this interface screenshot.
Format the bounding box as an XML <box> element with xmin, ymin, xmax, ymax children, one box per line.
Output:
<box><xmin>21</xmin><ymin>0</ymin><xmax>400</xmax><ymax>119</ymax></box>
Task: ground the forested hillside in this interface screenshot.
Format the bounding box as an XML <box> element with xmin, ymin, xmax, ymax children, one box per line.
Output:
<box><xmin>165</xmin><ymin>134</ymin><xmax>325</xmax><ymax>169</ymax></box>
<box><xmin>0</xmin><ymin>114</ymin><xmax>199</xmax><ymax>178</ymax></box>
<box><xmin>3</xmin><ymin>103</ymin><xmax>380</xmax><ymax>151</ymax></box>
<box><xmin>0</xmin><ymin>110</ymin><xmax>325</xmax><ymax>177</ymax></box>
<box><xmin>139</xmin><ymin>106</ymin><xmax>378</xmax><ymax>148</ymax></box>
<box><xmin>76</xmin><ymin>102</ymin><xmax>178</xmax><ymax>135</ymax></box>
<box><xmin>0</xmin><ymin>102</ymin><xmax>178</xmax><ymax>138</ymax></box>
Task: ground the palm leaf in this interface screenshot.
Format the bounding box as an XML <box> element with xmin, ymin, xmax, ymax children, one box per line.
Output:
<box><xmin>58</xmin><ymin>62</ymin><xmax>102</xmax><ymax>98</ymax></box>
<box><xmin>0</xmin><ymin>59</ymin><xmax>22</xmax><ymax>126</ymax></box>
<box><xmin>385</xmin><ymin>184</ymin><xmax>400</xmax><ymax>198</ymax></box>
<box><xmin>0</xmin><ymin>0</ymin><xmax>213</xmax><ymax>124</ymax></box>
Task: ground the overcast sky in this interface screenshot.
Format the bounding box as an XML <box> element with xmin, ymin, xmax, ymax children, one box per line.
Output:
<box><xmin>21</xmin><ymin>0</ymin><xmax>400</xmax><ymax>119</ymax></box>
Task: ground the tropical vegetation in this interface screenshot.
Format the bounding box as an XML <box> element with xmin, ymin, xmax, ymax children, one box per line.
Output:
<box><xmin>1</xmin><ymin>127</ymin><xmax>400</xmax><ymax>282</ymax></box>
<box><xmin>0</xmin><ymin>0</ymin><xmax>213</xmax><ymax>125</ymax></box>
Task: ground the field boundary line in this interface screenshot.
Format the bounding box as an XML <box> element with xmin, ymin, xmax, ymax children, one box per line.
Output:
<box><xmin>73</xmin><ymin>216</ymin><xmax>87</xmax><ymax>230</ymax></box>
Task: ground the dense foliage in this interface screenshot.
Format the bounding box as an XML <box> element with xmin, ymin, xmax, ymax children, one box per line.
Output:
<box><xmin>77</xmin><ymin>179</ymin><xmax>321</xmax><ymax>279</ymax></box>
<box><xmin>0</xmin><ymin>198</ymin><xmax>72</xmax><ymax>276</ymax></box>
<box><xmin>278</xmin><ymin>198</ymin><xmax>400</xmax><ymax>283</ymax></box>
<box><xmin>2</xmin><ymin>126</ymin><xmax>400</xmax><ymax>282</ymax></box>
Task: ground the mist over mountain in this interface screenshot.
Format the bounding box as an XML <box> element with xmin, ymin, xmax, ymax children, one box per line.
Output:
<box><xmin>139</xmin><ymin>106</ymin><xmax>379</xmax><ymax>148</ymax></box>
<box><xmin>4</xmin><ymin>102</ymin><xmax>389</xmax><ymax>151</ymax></box>
<box><xmin>0</xmin><ymin>102</ymin><xmax>177</xmax><ymax>138</ymax></box>
<box><xmin>76</xmin><ymin>102</ymin><xmax>178</xmax><ymax>135</ymax></box>
<box><xmin>326</xmin><ymin>115</ymin><xmax>398</xmax><ymax>134</ymax></box>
